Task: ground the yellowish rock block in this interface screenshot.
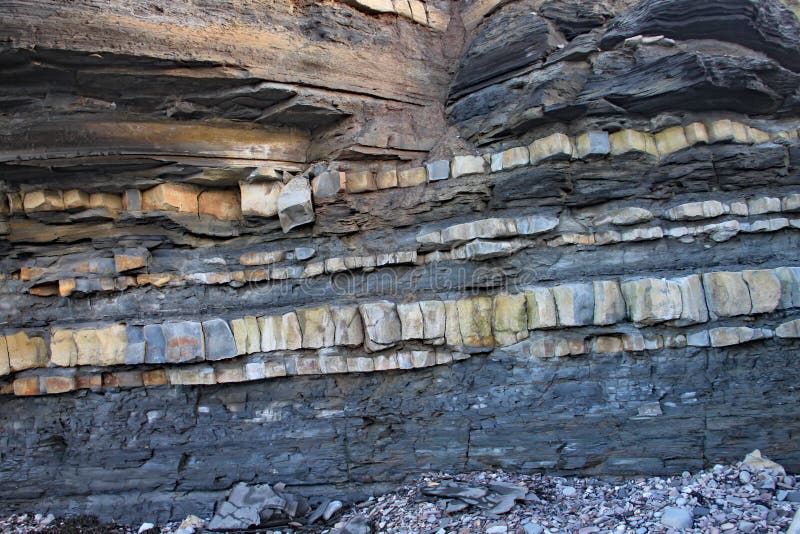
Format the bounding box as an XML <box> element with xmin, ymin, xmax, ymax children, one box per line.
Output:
<box><xmin>6</xmin><ymin>331</ymin><xmax>48</xmax><ymax>371</ymax></box>
<box><xmin>142</xmin><ymin>183</ymin><xmax>200</xmax><ymax>213</ymax></box>
<box><xmin>198</xmin><ymin>189</ymin><xmax>242</xmax><ymax>221</ymax></box>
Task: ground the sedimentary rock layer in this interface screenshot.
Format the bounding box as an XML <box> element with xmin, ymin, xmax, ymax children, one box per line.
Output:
<box><xmin>1</xmin><ymin>0</ymin><xmax>799</xmax><ymax>523</ymax></box>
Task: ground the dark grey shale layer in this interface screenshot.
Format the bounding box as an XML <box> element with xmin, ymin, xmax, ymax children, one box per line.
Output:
<box><xmin>2</xmin><ymin>0</ymin><xmax>800</xmax><ymax>523</ymax></box>
<box><xmin>1</xmin><ymin>340</ymin><xmax>798</xmax><ymax>523</ymax></box>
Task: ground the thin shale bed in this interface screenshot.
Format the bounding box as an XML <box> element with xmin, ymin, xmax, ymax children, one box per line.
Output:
<box><xmin>2</xmin><ymin>452</ymin><xmax>799</xmax><ymax>534</ymax></box>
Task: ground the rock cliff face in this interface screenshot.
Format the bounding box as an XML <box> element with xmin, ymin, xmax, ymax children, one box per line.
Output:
<box><xmin>1</xmin><ymin>0</ymin><xmax>800</xmax><ymax>522</ymax></box>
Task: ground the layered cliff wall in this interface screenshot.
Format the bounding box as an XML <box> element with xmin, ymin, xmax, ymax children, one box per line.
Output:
<box><xmin>1</xmin><ymin>0</ymin><xmax>800</xmax><ymax>523</ymax></box>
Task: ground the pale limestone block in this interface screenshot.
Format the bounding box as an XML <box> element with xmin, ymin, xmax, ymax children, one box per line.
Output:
<box><xmin>593</xmin><ymin>281</ymin><xmax>626</xmax><ymax>325</ymax></box>
<box><xmin>525</xmin><ymin>287</ymin><xmax>558</xmax><ymax>329</ymax></box>
<box><xmin>492</xmin><ymin>293</ymin><xmax>529</xmax><ymax>346</ymax></box>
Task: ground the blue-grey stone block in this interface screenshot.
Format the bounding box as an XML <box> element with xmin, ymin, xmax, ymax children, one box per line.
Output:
<box><xmin>143</xmin><ymin>324</ymin><xmax>166</xmax><ymax>364</ymax></box>
<box><xmin>163</xmin><ymin>321</ymin><xmax>205</xmax><ymax>363</ymax></box>
<box><xmin>202</xmin><ymin>318</ymin><xmax>237</xmax><ymax>361</ymax></box>
<box><xmin>426</xmin><ymin>160</ymin><xmax>450</xmax><ymax>181</ymax></box>
<box><xmin>124</xmin><ymin>326</ymin><xmax>146</xmax><ymax>365</ymax></box>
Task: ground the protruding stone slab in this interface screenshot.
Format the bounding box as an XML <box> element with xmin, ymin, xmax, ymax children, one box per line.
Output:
<box><xmin>672</xmin><ymin>275</ymin><xmax>709</xmax><ymax>326</ymax></box>
<box><xmin>397</xmin><ymin>302</ymin><xmax>424</xmax><ymax>340</ymax></box>
<box><xmin>332</xmin><ymin>306</ymin><xmax>364</xmax><ymax>347</ymax></box>
<box><xmin>707</xmin><ymin>119</ymin><xmax>749</xmax><ymax>144</ymax></box>
<box><xmin>593</xmin><ymin>281</ymin><xmax>626</xmax><ymax>325</ymax></box>
<box><xmin>202</xmin><ymin>318</ymin><xmax>238</xmax><ymax>361</ymax></box>
<box><xmin>441</xmin><ymin>217</ymin><xmax>518</xmax><ymax>244</ymax></box>
<box><xmin>297</xmin><ymin>306</ymin><xmax>335</xmax><ymax>349</ymax></box>
<box><xmin>13</xmin><ymin>376</ymin><xmax>41</xmax><ymax>396</ymax></box>
<box><xmin>742</xmin><ymin>270</ymin><xmax>781</xmax><ymax>314</ymax></box>
<box><xmin>258</xmin><ymin>312</ymin><xmax>302</xmax><ymax>352</ymax></box>
<box><xmin>141</xmin><ymin>183</ymin><xmax>199</xmax><ymax>213</ymax></box>
<box><xmin>709</xmin><ymin>326</ymin><xmax>772</xmax><ymax>347</ymax></box>
<box><xmin>277</xmin><ymin>177</ymin><xmax>315</xmax><ymax>232</ymax></box>
<box><xmin>240</xmin><ymin>181</ymin><xmax>282</xmax><ymax>217</ymax></box>
<box><xmin>515</xmin><ymin>215</ymin><xmax>559</xmax><ymax>235</ymax></box>
<box><xmin>664</xmin><ymin>200</ymin><xmax>727</xmax><ymax>221</ymax></box>
<box><xmin>163</xmin><ymin>321</ymin><xmax>205</xmax><ymax>363</ymax></box>
<box><xmin>89</xmin><ymin>193</ymin><xmax>123</xmax><ymax>212</ymax></box>
<box><xmin>528</xmin><ymin>133</ymin><xmax>573</xmax><ymax>163</ymax></box>
<box><xmin>702</xmin><ymin>272</ymin><xmax>752</xmax><ymax>318</ymax></box>
<box><xmin>451</xmin><ymin>155</ymin><xmax>485</xmax><ymax>178</ymax></box>
<box><xmin>775</xmin><ymin>319</ymin><xmax>800</xmax><ymax>338</ymax></box>
<box><xmin>525</xmin><ymin>287</ymin><xmax>558</xmax><ymax>329</ymax></box>
<box><xmin>621</xmin><ymin>278</ymin><xmax>682</xmax><ymax>325</ymax></box>
<box><xmin>595</xmin><ymin>207</ymin><xmax>653</xmax><ymax>226</ymax></box>
<box><xmin>359</xmin><ymin>301</ymin><xmax>402</xmax><ymax>352</ymax></box>
<box><xmin>426</xmin><ymin>160</ymin><xmax>450</xmax><ymax>181</ymax></box>
<box><xmin>397</xmin><ymin>167</ymin><xmax>427</xmax><ymax>187</ymax></box>
<box><xmin>456</xmin><ymin>296</ymin><xmax>494</xmax><ymax>347</ymax></box>
<box><xmin>493</xmin><ymin>293</ymin><xmax>528</xmax><ymax>346</ymax></box>
<box><xmin>552</xmin><ymin>283</ymin><xmax>594</xmax><ymax>327</ymax></box>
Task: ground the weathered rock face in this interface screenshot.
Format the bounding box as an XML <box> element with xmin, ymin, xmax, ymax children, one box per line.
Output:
<box><xmin>1</xmin><ymin>0</ymin><xmax>800</xmax><ymax>523</ymax></box>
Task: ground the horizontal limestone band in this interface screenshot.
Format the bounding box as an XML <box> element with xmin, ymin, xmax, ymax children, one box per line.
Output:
<box><xmin>1</xmin><ymin>265</ymin><xmax>799</xmax><ymax>380</ymax></box>
<box><xmin>7</xmin><ymin>315</ymin><xmax>800</xmax><ymax>397</ymax></box>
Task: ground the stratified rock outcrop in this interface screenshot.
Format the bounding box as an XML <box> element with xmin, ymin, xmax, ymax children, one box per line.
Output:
<box><xmin>0</xmin><ymin>0</ymin><xmax>799</xmax><ymax>523</ymax></box>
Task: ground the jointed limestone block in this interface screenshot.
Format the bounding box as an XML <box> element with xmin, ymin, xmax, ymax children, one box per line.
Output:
<box><xmin>259</xmin><ymin>313</ymin><xmax>303</xmax><ymax>352</ymax></box>
<box><xmin>141</xmin><ymin>183</ymin><xmax>200</xmax><ymax>213</ymax></box>
<box><xmin>528</xmin><ymin>132</ymin><xmax>574</xmax><ymax>163</ymax></box>
<box><xmin>574</xmin><ymin>131</ymin><xmax>610</xmax><ymax>159</ymax></box>
<box><xmin>0</xmin><ymin>337</ymin><xmax>9</xmax><ymax>377</ymax></box>
<box><xmin>74</xmin><ymin>324</ymin><xmax>128</xmax><ymax>367</ymax></box>
<box><xmin>198</xmin><ymin>189</ymin><xmax>242</xmax><ymax>221</ymax></box>
<box><xmin>515</xmin><ymin>215</ymin><xmax>559</xmax><ymax>235</ymax></box>
<box><xmin>277</xmin><ymin>177</ymin><xmax>315</xmax><ymax>232</ymax></box>
<box><xmin>444</xmin><ymin>300</ymin><xmax>463</xmax><ymax>346</ymax></box>
<box><xmin>672</xmin><ymin>275</ymin><xmax>709</xmax><ymax>326</ymax></box>
<box><xmin>163</xmin><ymin>321</ymin><xmax>205</xmax><ymax>363</ymax></box>
<box><xmin>595</xmin><ymin>207</ymin><xmax>653</xmax><ymax>226</ymax></box>
<box><xmin>375</xmin><ymin>169</ymin><xmax>398</xmax><ymax>190</ymax></box>
<box><xmin>654</xmin><ymin>126</ymin><xmax>689</xmax><ymax>155</ymax></box>
<box><xmin>552</xmin><ymin>283</ymin><xmax>594</xmax><ymax>327</ymax></box>
<box><xmin>296</xmin><ymin>306</ymin><xmax>335</xmax><ymax>349</ymax></box>
<box><xmin>332</xmin><ymin>306</ymin><xmax>364</xmax><ymax>347</ymax></box>
<box><xmin>50</xmin><ymin>329</ymin><xmax>78</xmax><ymax>367</ymax></box>
<box><xmin>63</xmin><ymin>189</ymin><xmax>91</xmax><ymax>210</ymax></box>
<box><xmin>491</xmin><ymin>147</ymin><xmax>529</xmax><ymax>171</ymax></box>
<box><xmin>684</xmin><ymin>122</ymin><xmax>709</xmax><ymax>145</ymax></box>
<box><xmin>703</xmin><ymin>272</ymin><xmax>752</xmax><ymax>318</ymax></box>
<box><xmin>23</xmin><ymin>190</ymin><xmax>64</xmax><ymax>212</ymax></box>
<box><xmin>358</xmin><ymin>301</ymin><xmax>402</xmax><ymax>352</ymax></box>
<box><xmin>493</xmin><ymin>293</ymin><xmax>528</xmax><ymax>346</ymax></box>
<box><xmin>451</xmin><ymin>155</ymin><xmax>485</xmax><ymax>178</ymax></box>
<box><xmin>419</xmin><ymin>300</ymin><xmax>446</xmax><ymax>343</ymax></box>
<box><xmin>775</xmin><ymin>319</ymin><xmax>800</xmax><ymax>338</ymax></box>
<box><xmin>621</xmin><ymin>278</ymin><xmax>682</xmax><ymax>325</ymax></box>
<box><xmin>742</xmin><ymin>270</ymin><xmax>781</xmax><ymax>314</ymax></box>
<box><xmin>609</xmin><ymin>129</ymin><xmax>658</xmax><ymax>156</ymax></box>
<box><xmin>167</xmin><ymin>365</ymin><xmax>215</xmax><ymax>386</ymax></box>
<box><xmin>709</xmin><ymin>327</ymin><xmax>772</xmax><ymax>348</ymax></box>
<box><xmin>240</xmin><ymin>181</ymin><xmax>282</xmax><ymax>217</ymax></box>
<box><xmin>397</xmin><ymin>302</ymin><xmax>424</xmax><ymax>340</ymax></box>
<box><xmin>202</xmin><ymin>318</ymin><xmax>238</xmax><ymax>361</ymax></box>
<box><xmin>230</xmin><ymin>316</ymin><xmax>261</xmax><ymax>355</ymax></box>
<box><xmin>525</xmin><ymin>287</ymin><xmax>558</xmax><ymax>329</ymax></box>
<box><xmin>456</xmin><ymin>296</ymin><xmax>494</xmax><ymax>347</ymax></box>
<box><xmin>774</xmin><ymin>267</ymin><xmax>800</xmax><ymax>309</ymax></box>
<box><xmin>397</xmin><ymin>167</ymin><xmax>427</xmax><ymax>187</ymax></box>
<box><xmin>346</xmin><ymin>170</ymin><xmax>377</xmax><ymax>193</ymax></box>
<box><xmin>664</xmin><ymin>200</ymin><xmax>727</xmax><ymax>221</ymax></box>
<box><xmin>593</xmin><ymin>281</ymin><xmax>626</xmax><ymax>325</ymax></box>
<box><xmin>426</xmin><ymin>160</ymin><xmax>450</xmax><ymax>181</ymax></box>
